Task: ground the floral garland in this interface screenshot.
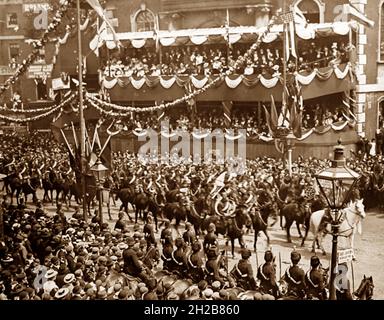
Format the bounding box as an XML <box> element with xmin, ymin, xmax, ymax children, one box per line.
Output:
<box><xmin>0</xmin><ymin>103</ymin><xmax>58</xmax><ymax>113</ymax></box>
<box><xmin>0</xmin><ymin>0</ymin><xmax>75</xmax><ymax>97</ymax></box>
<box><xmin>87</xmin><ymin>15</ymin><xmax>278</xmax><ymax>115</ymax></box>
<box><xmin>0</xmin><ymin>93</ymin><xmax>76</xmax><ymax>123</ymax></box>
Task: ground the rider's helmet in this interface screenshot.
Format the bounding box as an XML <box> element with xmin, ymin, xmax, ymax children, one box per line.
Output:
<box><xmin>310</xmin><ymin>255</ymin><xmax>320</xmax><ymax>268</ymax></box>
<box><xmin>291</xmin><ymin>250</ymin><xmax>301</xmax><ymax>264</ymax></box>
<box><xmin>241</xmin><ymin>248</ymin><xmax>252</xmax><ymax>260</ymax></box>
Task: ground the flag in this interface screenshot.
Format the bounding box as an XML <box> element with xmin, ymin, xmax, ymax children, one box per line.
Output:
<box><xmin>86</xmin><ymin>0</ymin><xmax>121</xmax><ymax>47</ymax></box>
<box><xmin>270</xmin><ymin>95</ymin><xmax>278</xmax><ymax>130</ymax></box>
<box><xmin>343</xmin><ymin>3</ymin><xmax>374</xmax><ymax>28</ymax></box>
<box><xmin>263</xmin><ymin>105</ymin><xmax>274</xmax><ymax>136</ymax></box>
<box><xmin>222</xmin><ymin>101</ymin><xmax>233</xmax><ymax>127</ymax></box>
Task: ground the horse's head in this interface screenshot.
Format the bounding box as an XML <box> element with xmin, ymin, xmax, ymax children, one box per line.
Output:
<box><xmin>350</xmin><ymin>198</ymin><xmax>366</xmax><ymax>219</ymax></box>
<box><xmin>235</xmin><ymin>208</ymin><xmax>252</xmax><ymax>228</ymax></box>
<box><xmin>354</xmin><ymin>275</ymin><xmax>374</xmax><ymax>300</ymax></box>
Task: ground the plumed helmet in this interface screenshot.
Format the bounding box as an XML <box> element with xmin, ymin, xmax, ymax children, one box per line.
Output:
<box><xmin>241</xmin><ymin>248</ymin><xmax>251</xmax><ymax>259</ymax></box>
<box><xmin>207</xmin><ymin>223</ymin><xmax>216</xmax><ymax>232</ymax></box>
<box><xmin>175</xmin><ymin>238</ymin><xmax>184</xmax><ymax>248</ymax></box>
<box><xmin>291</xmin><ymin>250</ymin><xmax>301</xmax><ymax>263</ymax></box>
<box><xmin>192</xmin><ymin>241</ymin><xmax>201</xmax><ymax>252</ymax></box>
<box><xmin>310</xmin><ymin>255</ymin><xmax>320</xmax><ymax>268</ymax></box>
<box><xmin>264</xmin><ymin>250</ymin><xmax>273</xmax><ymax>262</ymax></box>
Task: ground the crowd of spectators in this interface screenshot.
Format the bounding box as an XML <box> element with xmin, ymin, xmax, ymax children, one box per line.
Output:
<box><xmin>102</xmin><ymin>39</ymin><xmax>351</xmax><ymax>78</ymax></box>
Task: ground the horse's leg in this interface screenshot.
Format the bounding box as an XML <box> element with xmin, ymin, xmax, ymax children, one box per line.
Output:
<box><xmin>254</xmin><ymin>230</ymin><xmax>258</xmax><ymax>252</ymax></box>
<box><xmin>317</xmin><ymin>232</ymin><xmax>326</xmax><ymax>256</ymax></box>
<box><xmin>108</xmin><ymin>203</ymin><xmax>112</xmax><ymax>220</ymax></box>
<box><xmin>154</xmin><ymin>212</ymin><xmax>158</xmax><ymax>232</ymax></box>
<box><xmin>311</xmin><ymin>231</ymin><xmax>317</xmax><ymax>253</ymax></box>
<box><xmin>231</xmin><ymin>238</ymin><xmax>235</xmax><ymax>258</ymax></box>
<box><xmin>286</xmin><ymin>220</ymin><xmax>293</xmax><ymax>243</ymax></box>
<box><xmin>239</xmin><ymin>235</ymin><xmax>245</xmax><ymax>249</ymax></box>
<box><xmin>301</xmin><ymin>223</ymin><xmax>310</xmax><ymax>247</ymax></box>
<box><xmin>350</xmin><ymin>231</ymin><xmax>356</xmax><ymax>261</ymax></box>
<box><xmin>296</xmin><ymin>221</ymin><xmax>303</xmax><ymax>238</ymax></box>
<box><xmin>263</xmin><ymin>229</ymin><xmax>270</xmax><ymax>245</ymax></box>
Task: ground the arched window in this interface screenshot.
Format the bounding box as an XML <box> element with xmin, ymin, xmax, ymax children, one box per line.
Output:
<box><xmin>294</xmin><ymin>0</ymin><xmax>325</xmax><ymax>24</ymax></box>
<box><xmin>379</xmin><ymin>1</ymin><xmax>384</xmax><ymax>61</ymax></box>
<box><xmin>135</xmin><ymin>9</ymin><xmax>155</xmax><ymax>32</ymax></box>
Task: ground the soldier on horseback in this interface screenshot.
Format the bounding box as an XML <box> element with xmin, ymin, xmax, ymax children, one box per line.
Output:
<box><xmin>257</xmin><ymin>250</ymin><xmax>279</xmax><ymax>298</ymax></box>
<box><xmin>305</xmin><ymin>256</ymin><xmax>327</xmax><ymax>300</ymax></box>
<box><xmin>282</xmin><ymin>249</ymin><xmax>306</xmax><ymax>299</ymax></box>
<box><xmin>187</xmin><ymin>241</ymin><xmax>205</xmax><ymax>283</ymax></box>
<box><xmin>230</xmin><ymin>248</ymin><xmax>257</xmax><ymax>290</ymax></box>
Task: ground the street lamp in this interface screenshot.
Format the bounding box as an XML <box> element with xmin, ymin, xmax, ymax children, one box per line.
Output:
<box><xmin>315</xmin><ymin>140</ymin><xmax>360</xmax><ymax>300</ymax></box>
<box><xmin>91</xmin><ymin>158</ymin><xmax>108</xmax><ymax>226</ymax></box>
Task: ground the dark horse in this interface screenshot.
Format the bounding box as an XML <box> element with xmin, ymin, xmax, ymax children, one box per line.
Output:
<box><xmin>250</xmin><ymin>202</ymin><xmax>279</xmax><ymax>251</ymax></box>
<box><xmin>69</xmin><ymin>174</ymin><xmax>97</xmax><ymax>214</ymax></box>
<box><xmin>16</xmin><ymin>176</ymin><xmax>42</xmax><ymax>204</ymax></box>
<box><xmin>163</xmin><ymin>202</ymin><xmax>187</xmax><ymax>234</ymax></box>
<box><xmin>205</xmin><ymin>208</ymin><xmax>252</xmax><ymax>258</ymax></box>
<box><xmin>351</xmin><ymin>275</ymin><xmax>374</xmax><ymax>300</ymax></box>
<box><xmin>6</xmin><ymin>173</ymin><xmax>22</xmax><ymax>204</ymax></box>
<box><xmin>280</xmin><ymin>199</ymin><xmax>312</xmax><ymax>243</ymax></box>
<box><xmin>116</xmin><ymin>187</ymin><xmax>135</xmax><ymax>221</ymax></box>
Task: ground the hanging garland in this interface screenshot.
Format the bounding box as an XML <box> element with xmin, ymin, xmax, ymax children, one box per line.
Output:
<box><xmin>88</xmin><ymin>15</ymin><xmax>278</xmax><ymax>115</ymax></box>
<box><xmin>0</xmin><ymin>0</ymin><xmax>75</xmax><ymax>97</ymax></box>
<box><xmin>0</xmin><ymin>103</ymin><xmax>58</xmax><ymax>113</ymax></box>
<box><xmin>0</xmin><ymin>93</ymin><xmax>76</xmax><ymax>123</ymax></box>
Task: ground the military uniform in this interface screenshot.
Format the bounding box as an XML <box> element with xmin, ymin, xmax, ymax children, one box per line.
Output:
<box><xmin>205</xmin><ymin>248</ymin><xmax>225</xmax><ymax>286</ymax></box>
<box><xmin>305</xmin><ymin>256</ymin><xmax>327</xmax><ymax>300</ymax></box>
<box><xmin>143</xmin><ymin>222</ymin><xmax>156</xmax><ymax>248</ymax></box>
<box><xmin>230</xmin><ymin>250</ymin><xmax>257</xmax><ymax>290</ymax></box>
<box><xmin>161</xmin><ymin>239</ymin><xmax>173</xmax><ymax>271</ymax></box>
<box><xmin>257</xmin><ymin>251</ymin><xmax>279</xmax><ymax>298</ymax></box>
<box><xmin>187</xmin><ymin>242</ymin><xmax>204</xmax><ymax>283</ymax></box>
<box><xmin>203</xmin><ymin>225</ymin><xmax>218</xmax><ymax>254</ymax></box>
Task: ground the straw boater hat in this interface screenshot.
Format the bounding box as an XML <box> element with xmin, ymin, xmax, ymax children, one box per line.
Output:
<box><xmin>44</xmin><ymin>269</ymin><xmax>58</xmax><ymax>280</ymax></box>
<box><xmin>55</xmin><ymin>287</ymin><xmax>70</xmax><ymax>300</ymax></box>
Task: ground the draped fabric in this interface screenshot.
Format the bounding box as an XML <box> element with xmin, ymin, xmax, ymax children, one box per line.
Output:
<box><xmin>191</xmin><ymin>75</ymin><xmax>209</xmax><ymax>88</ymax></box>
<box><xmin>295</xmin><ymin>25</ymin><xmax>316</xmax><ymax>40</ymax></box>
<box><xmin>160</xmin><ymin>37</ymin><xmax>176</xmax><ymax>46</ymax></box>
<box><xmin>160</xmin><ymin>76</ymin><xmax>176</xmax><ymax>89</ymax></box>
<box><xmin>100</xmin><ymin>64</ymin><xmax>352</xmax><ymax>90</ymax></box>
<box><xmin>227</xmin><ymin>33</ymin><xmax>242</xmax><ymax>44</ymax></box>
<box><xmin>225</xmin><ymin>75</ymin><xmax>243</xmax><ymax>89</ymax></box>
<box><xmin>190</xmin><ymin>35</ymin><xmax>208</xmax><ymax>45</ymax></box>
<box><xmin>131</xmin><ymin>39</ymin><xmax>146</xmax><ymax>48</ymax></box>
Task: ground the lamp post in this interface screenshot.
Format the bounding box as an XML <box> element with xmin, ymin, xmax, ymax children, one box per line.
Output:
<box><xmin>315</xmin><ymin>140</ymin><xmax>360</xmax><ymax>300</ymax></box>
<box><xmin>91</xmin><ymin>158</ymin><xmax>108</xmax><ymax>226</ymax></box>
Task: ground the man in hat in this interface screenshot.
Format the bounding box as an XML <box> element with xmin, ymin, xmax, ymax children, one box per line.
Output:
<box><xmin>305</xmin><ymin>255</ymin><xmax>327</xmax><ymax>300</ymax></box>
<box><xmin>282</xmin><ymin>249</ymin><xmax>306</xmax><ymax>299</ymax></box>
<box><xmin>123</xmin><ymin>237</ymin><xmax>151</xmax><ymax>285</ymax></box>
<box><xmin>187</xmin><ymin>241</ymin><xmax>204</xmax><ymax>283</ymax></box>
<box><xmin>230</xmin><ymin>248</ymin><xmax>257</xmax><ymax>290</ymax></box>
<box><xmin>257</xmin><ymin>250</ymin><xmax>279</xmax><ymax>298</ymax></box>
<box><xmin>203</xmin><ymin>223</ymin><xmax>218</xmax><ymax>254</ymax></box>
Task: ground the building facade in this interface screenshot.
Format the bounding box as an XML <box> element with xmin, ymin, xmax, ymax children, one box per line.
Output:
<box><xmin>1</xmin><ymin>0</ymin><xmax>381</xmax><ymax>143</ymax></box>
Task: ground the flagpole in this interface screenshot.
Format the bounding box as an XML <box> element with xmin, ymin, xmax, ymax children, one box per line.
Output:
<box><xmin>282</xmin><ymin>0</ymin><xmax>288</xmax><ymax>127</ymax></box>
<box><xmin>76</xmin><ymin>0</ymin><xmax>88</xmax><ymax>222</ymax></box>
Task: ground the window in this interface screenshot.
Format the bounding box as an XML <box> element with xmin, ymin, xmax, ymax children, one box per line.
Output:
<box><xmin>380</xmin><ymin>2</ymin><xmax>384</xmax><ymax>61</ymax></box>
<box><xmin>135</xmin><ymin>9</ymin><xmax>155</xmax><ymax>32</ymax></box>
<box><xmin>294</xmin><ymin>0</ymin><xmax>324</xmax><ymax>24</ymax></box>
<box><xmin>9</xmin><ymin>44</ymin><xmax>20</xmax><ymax>60</ymax></box>
<box><xmin>6</xmin><ymin>13</ymin><xmax>18</xmax><ymax>28</ymax></box>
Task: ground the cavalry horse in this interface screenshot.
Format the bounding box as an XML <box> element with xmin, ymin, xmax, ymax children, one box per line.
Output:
<box><xmin>16</xmin><ymin>175</ymin><xmax>42</xmax><ymax>204</ymax></box>
<box><xmin>301</xmin><ymin>199</ymin><xmax>366</xmax><ymax>258</ymax></box>
<box><xmin>352</xmin><ymin>275</ymin><xmax>374</xmax><ymax>300</ymax></box>
<box><xmin>280</xmin><ymin>197</ymin><xmax>312</xmax><ymax>243</ymax></box>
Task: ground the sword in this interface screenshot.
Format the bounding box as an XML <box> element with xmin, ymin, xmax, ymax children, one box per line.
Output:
<box><xmin>279</xmin><ymin>252</ymin><xmax>282</xmax><ymax>281</ymax></box>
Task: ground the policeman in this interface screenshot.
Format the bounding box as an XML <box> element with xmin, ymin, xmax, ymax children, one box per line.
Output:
<box><xmin>257</xmin><ymin>250</ymin><xmax>279</xmax><ymax>298</ymax></box>
<box><xmin>282</xmin><ymin>249</ymin><xmax>306</xmax><ymax>299</ymax></box>
<box><xmin>230</xmin><ymin>248</ymin><xmax>257</xmax><ymax>290</ymax></box>
<box><xmin>170</xmin><ymin>238</ymin><xmax>186</xmax><ymax>276</ymax></box>
<box><xmin>161</xmin><ymin>230</ymin><xmax>173</xmax><ymax>271</ymax></box>
<box><xmin>143</xmin><ymin>215</ymin><xmax>156</xmax><ymax>248</ymax></box>
<box><xmin>183</xmin><ymin>222</ymin><xmax>196</xmax><ymax>246</ymax></box>
<box><xmin>203</xmin><ymin>223</ymin><xmax>218</xmax><ymax>254</ymax></box>
<box><xmin>205</xmin><ymin>246</ymin><xmax>225</xmax><ymax>287</ymax></box>
<box><xmin>187</xmin><ymin>241</ymin><xmax>204</xmax><ymax>283</ymax></box>
<box><xmin>305</xmin><ymin>256</ymin><xmax>327</xmax><ymax>300</ymax></box>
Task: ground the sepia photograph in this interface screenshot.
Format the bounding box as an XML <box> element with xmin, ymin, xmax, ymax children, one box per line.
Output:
<box><xmin>0</xmin><ymin>0</ymin><xmax>381</xmax><ymax>306</ymax></box>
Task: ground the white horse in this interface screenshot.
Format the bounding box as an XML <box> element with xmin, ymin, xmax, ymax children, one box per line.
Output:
<box><xmin>302</xmin><ymin>199</ymin><xmax>366</xmax><ymax>259</ymax></box>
